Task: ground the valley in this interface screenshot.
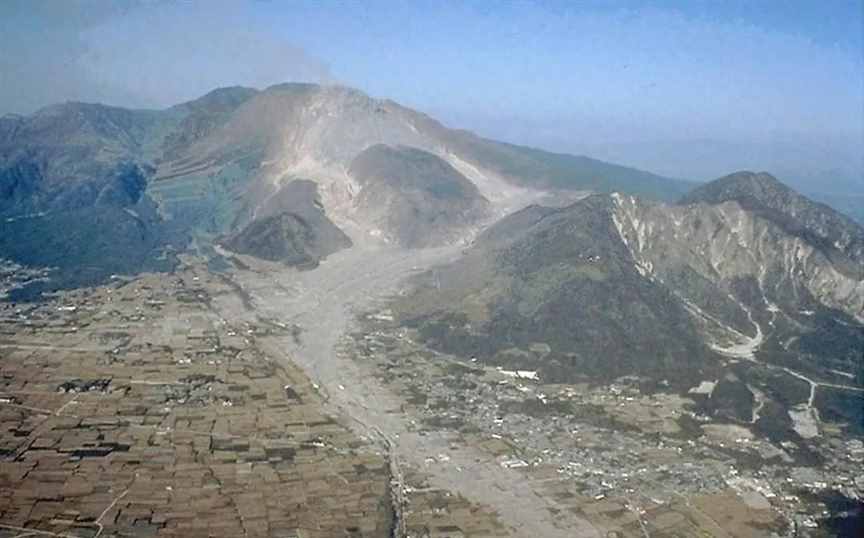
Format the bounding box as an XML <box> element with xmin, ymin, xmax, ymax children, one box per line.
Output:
<box><xmin>199</xmin><ymin>178</ymin><xmax>862</xmax><ymax>536</ymax></box>
<box><xmin>210</xmin><ymin>244</ymin><xmax>601</xmax><ymax>537</ymax></box>
<box><xmin>4</xmin><ymin>224</ymin><xmax>860</xmax><ymax>537</ymax></box>
<box><xmin>1</xmin><ymin>82</ymin><xmax>862</xmax><ymax>537</ymax></box>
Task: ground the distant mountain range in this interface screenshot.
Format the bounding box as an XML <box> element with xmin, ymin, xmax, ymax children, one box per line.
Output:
<box><xmin>0</xmin><ymin>83</ymin><xmax>697</xmax><ymax>297</ymax></box>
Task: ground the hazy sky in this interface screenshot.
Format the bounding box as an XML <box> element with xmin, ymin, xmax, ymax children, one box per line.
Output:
<box><xmin>1</xmin><ymin>0</ymin><xmax>862</xmax><ymax>189</ymax></box>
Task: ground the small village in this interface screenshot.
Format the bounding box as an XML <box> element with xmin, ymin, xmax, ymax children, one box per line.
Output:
<box><xmin>346</xmin><ymin>311</ymin><xmax>864</xmax><ymax>537</ymax></box>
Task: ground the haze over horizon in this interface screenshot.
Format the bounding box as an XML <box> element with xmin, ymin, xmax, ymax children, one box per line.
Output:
<box><xmin>2</xmin><ymin>0</ymin><xmax>862</xmax><ymax>190</ymax></box>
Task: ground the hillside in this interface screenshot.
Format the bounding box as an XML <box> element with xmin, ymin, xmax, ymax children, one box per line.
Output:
<box><xmin>393</xmin><ymin>172</ymin><xmax>864</xmax><ymax>438</ymax></box>
<box><xmin>348</xmin><ymin>144</ymin><xmax>490</xmax><ymax>247</ymax></box>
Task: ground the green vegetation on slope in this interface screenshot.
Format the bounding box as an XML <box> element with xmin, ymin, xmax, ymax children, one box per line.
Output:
<box><xmin>448</xmin><ymin>133</ymin><xmax>694</xmax><ymax>201</ymax></box>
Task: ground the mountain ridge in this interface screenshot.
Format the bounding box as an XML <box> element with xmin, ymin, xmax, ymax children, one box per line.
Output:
<box><xmin>681</xmin><ymin>170</ymin><xmax>864</xmax><ymax>279</ymax></box>
<box><xmin>0</xmin><ymin>82</ymin><xmax>698</xmax><ymax>297</ymax></box>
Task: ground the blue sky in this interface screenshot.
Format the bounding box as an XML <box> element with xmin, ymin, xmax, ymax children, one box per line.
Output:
<box><xmin>1</xmin><ymin>0</ymin><xmax>862</xmax><ymax>188</ymax></box>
